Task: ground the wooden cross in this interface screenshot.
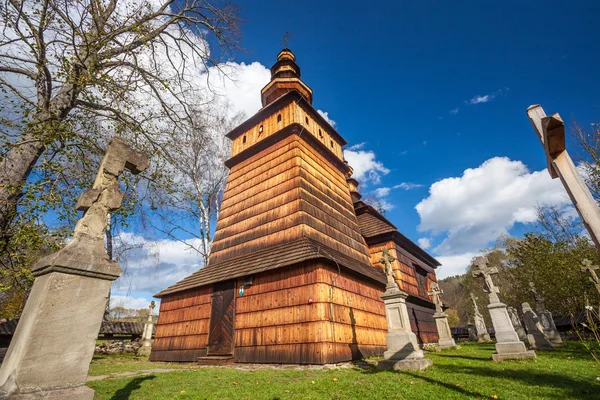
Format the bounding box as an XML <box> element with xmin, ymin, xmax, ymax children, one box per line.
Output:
<box><xmin>281</xmin><ymin>31</ymin><xmax>293</xmax><ymax>49</ymax></box>
<box><xmin>73</xmin><ymin>137</ymin><xmax>149</xmax><ymax>242</ymax></box>
<box><xmin>472</xmin><ymin>256</ymin><xmax>500</xmax><ymax>303</ymax></box>
<box><xmin>581</xmin><ymin>259</ymin><xmax>600</xmax><ymax>295</ymax></box>
<box><xmin>379</xmin><ymin>248</ymin><xmax>397</xmax><ymax>288</ymax></box>
<box><xmin>527</xmin><ymin>105</ymin><xmax>600</xmax><ymax>250</ymax></box>
<box><xmin>428</xmin><ymin>282</ymin><xmax>443</xmax><ymax>312</ymax></box>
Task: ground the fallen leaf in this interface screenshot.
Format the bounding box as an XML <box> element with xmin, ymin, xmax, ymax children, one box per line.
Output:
<box><xmin>312</xmin><ymin>381</ymin><xmax>316</xmax><ymax>384</ymax></box>
<box><xmin>332</xmin><ymin>378</ymin><xmax>339</xmax><ymax>382</ymax></box>
<box><xmin>410</xmin><ymin>381</ymin><xmax>414</xmax><ymax>385</ymax></box>
<box><xmin>180</xmin><ymin>390</ymin><xmax>185</xmax><ymax>394</ymax></box>
<box><xmin>491</xmin><ymin>395</ymin><xmax>498</xmax><ymax>399</ymax></box>
<box><xmin>232</xmin><ymin>382</ymin><xmax>237</xmax><ymax>385</ymax></box>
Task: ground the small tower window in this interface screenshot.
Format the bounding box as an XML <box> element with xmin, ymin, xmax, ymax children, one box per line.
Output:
<box><xmin>305</xmin><ymin>116</ymin><xmax>309</xmax><ymax>124</ymax></box>
<box><xmin>277</xmin><ymin>114</ymin><xmax>282</xmax><ymax>122</ymax></box>
<box><xmin>259</xmin><ymin>125</ymin><xmax>263</xmax><ymax>135</ymax></box>
<box><xmin>319</xmin><ymin>129</ymin><xmax>323</xmax><ymax>138</ymax></box>
<box><xmin>330</xmin><ymin>140</ymin><xmax>334</xmax><ymax>148</ymax></box>
<box><xmin>242</xmin><ymin>135</ymin><xmax>246</xmax><ymax>144</ymax></box>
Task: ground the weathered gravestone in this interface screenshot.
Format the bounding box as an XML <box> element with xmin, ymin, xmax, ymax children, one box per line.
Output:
<box><xmin>522</xmin><ymin>302</ymin><xmax>555</xmax><ymax>350</ymax></box>
<box><xmin>529</xmin><ymin>282</ymin><xmax>562</xmax><ymax>345</ymax></box>
<box><xmin>137</xmin><ymin>301</ymin><xmax>156</xmax><ymax>357</ymax></box>
<box><xmin>507</xmin><ymin>306</ymin><xmax>527</xmax><ymax>342</ymax></box>
<box><xmin>0</xmin><ymin>137</ymin><xmax>149</xmax><ymax>400</ymax></box>
<box><xmin>472</xmin><ymin>256</ymin><xmax>535</xmax><ymax>361</ymax></box>
<box><xmin>581</xmin><ymin>259</ymin><xmax>600</xmax><ymax>296</ymax></box>
<box><xmin>428</xmin><ymin>282</ymin><xmax>457</xmax><ymax>349</ymax></box>
<box><xmin>377</xmin><ymin>249</ymin><xmax>432</xmax><ymax>371</ymax></box>
<box><xmin>470</xmin><ymin>293</ymin><xmax>491</xmax><ymax>342</ymax></box>
<box><xmin>465</xmin><ymin>312</ymin><xmax>478</xmax><ymax>342</ymax></box>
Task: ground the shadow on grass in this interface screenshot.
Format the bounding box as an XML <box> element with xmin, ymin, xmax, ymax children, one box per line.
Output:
<box><xmin>109</xmin><ymin>375</ymin><xmax>155</xmax><ymax>400</ymax></box>
<box><xmin>435</xmin><ymin>363</ymin><xmax>599</xmax><ymax>399</ymax></box>
<box><xmin>401</xmin><ymin>370</ymin><xmax>488</xmax><ymax>398</ymax></box>
<box><xmin>433</xmin><ymin>354</ymin><xmax>491</xmax><ymax>361</ymax></box>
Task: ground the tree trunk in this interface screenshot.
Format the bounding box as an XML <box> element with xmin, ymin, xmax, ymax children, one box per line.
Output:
<box><xmin>0</xmin><ymin>131</ymin><xmax>46</xmax><ymax>238</ymax></box>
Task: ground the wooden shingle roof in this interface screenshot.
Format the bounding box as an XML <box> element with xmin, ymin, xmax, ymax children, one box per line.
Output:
<box><xmin>356</xmin><ymin>211</ymin><xmax>397</xmax><ymax>238</ymax></box>
<box><xmin>155</xmin><ymin>237</ymin><xmax>386</xmax><ymax>297</ymax></box>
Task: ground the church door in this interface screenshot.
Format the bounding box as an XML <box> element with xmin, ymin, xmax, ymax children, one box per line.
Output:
<box><xmin>207</xmin><ymin>280</ymin><xmax>236</xmax><ymax>355</ymax></box>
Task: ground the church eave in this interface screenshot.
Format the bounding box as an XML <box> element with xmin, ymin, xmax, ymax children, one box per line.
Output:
<box><xmin>225</xmin><ymin>91</ymin><xmax>346</xmax><ymax>146</ymax></box>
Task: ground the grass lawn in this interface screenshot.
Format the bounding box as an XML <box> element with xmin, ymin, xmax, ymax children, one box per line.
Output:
<box><xmin>87</xmin><ymin>342</ymin><xmax>599</xmax><ymax>399</ymax></box>
<box><xmin>89</xmin><ymin>353</ymin><xmax>193</xmax><ymax>376</ymax></box>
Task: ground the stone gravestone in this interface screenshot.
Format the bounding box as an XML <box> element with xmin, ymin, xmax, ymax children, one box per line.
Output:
<box><xmin>428</xmin><ymin>282</ymin><xmax>457</xmax><ymax>349</ymax></box>
<box><xmin>465</xmin><ymin>312</ymin><xmax>478</xmax><ymax>342</ymax></box>
<box><xmin>472</xmin><ymin>256</ymin><xmax>536</xmax><ymax>361</ymax></box>
<box><xmin>137</xmin><ymin>301</ymin><xmax>156</xmax><ymax>357</ymax></box>
<box><xmin>581</xmin><ymin>259</ymin><xmax>600</xmax><ymax>296</ymax></box>
<box><xmin>0</xmin><ymin>137</ymin><xmax>149</xmax><ymax>399</ymax></box>
<box><xmin>470</xmin><ymin>293</ymin><xmax>491</xmax><ymax>342</ymax></box>
<box><xmin>376</xmin><ymin>248</ymin><xmax>432</xmax><ymax>371</ymax></box>
<box><xmin>529</xmin><ymin>282</ymin><xmax>562</xmax><ymax>345</ymax></box>
<box><xmin>507</xmin><ymin>306</ymin><xmax>527</xmax><ymax>342</ymax></box>
<box><xmin>522</xmin><ymin>302</ymin><xmax>555</xmax><ymax>350</ymax></box>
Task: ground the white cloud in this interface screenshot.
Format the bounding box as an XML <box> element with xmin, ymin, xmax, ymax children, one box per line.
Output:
<box><xmin>394</xmin><ymin>182</ymin><xmax>423</xmax><ymax>190</ymax></box>
<box><xmin>347</xmin><ymin>142</ymin><xmax>366</xmax><ymax>151</ymax></box>
<box><xmin>416</xmin><ymin>157</ymin><xmax>571</xmax><ymax>255</ymax></box>
<box><xmin>317</xmin><ymin>109</ymin><xmax>336</xmax><ymax>127</ymax></box>
<box><xmin>449</xmin><ymin>107</ymin><xmax>460</xmax><ymax>115</ymax></box>
<box><xmin>417</xmin><ymin>238</ymin><xmax>431</xmax><ymax>250</ymax></box>
<box><xmin>465</xmin><ymin>88</ymin><xmax>509</xmax><ymax>106</ymax></box>
<box><xmin>436</xmin><ymin>252</ymin><xmax>480</xmax><ymax>279</ymax></box>
<box><xmin>344</xmin><ymin>146</ymin><xmax>390</xmax><ymax>186</ymax></box>
<box><xmin>110</xmin><ymin>295</ymin><xmax>153</xmax><ymax>310</ymax></box>
<box><xmin>373</xmin><ymin>187</ymin><xmax>391</xmax><ymax>197</ymax></box>
<box><xmin>111</xmin><ymin>232</ymin><xmax>204</xmax><ymax>298</ymax></box>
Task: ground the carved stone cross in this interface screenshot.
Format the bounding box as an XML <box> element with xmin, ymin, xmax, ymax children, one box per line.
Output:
<box><xmin>528</xmin><ymin>281</ymin><xmax>546</xmax><ymax>312</ymax></box>
<box><xmin>428</xmin><ymin>282</ymin><xmax>443</xmax><ymax>313</ymax></box>
<box><xmin>472</xmin><ymin>256</ymin><xmax>500</xmax><ymax>303</ymax></box>
<box><xmin>581</xmin><ymin>259</ymin><xmax>600</xmax><ymax>296</ymax></box>
<box><xmin>379</xmin><ymin>248</ymin><xmax>397</xmax><ymax>290</ymax></box>
<box><xmin>470</xmin><ymin>292</ymin><xmax>481</xmax><ymax>315</ymax></box>
<box><xmin>527</xmin><ymin>105</ymin><xmax>600</xmax><ymax>250</ymax></box>
<box><xmin>32</xmin><ymin>136</ymin><xmax>149</xmax><ymax>279</ymax></box>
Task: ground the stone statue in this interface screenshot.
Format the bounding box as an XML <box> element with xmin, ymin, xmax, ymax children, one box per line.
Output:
<box><xmin>380</xmin><ymin>248</ymin><xmax>397</xmax><ymax>289</ymax></box>
<box><xmin>428</xmin><ymin>282</ymin><xmax>457</xmax><ymax>349</ymax></box>
<box><xmin>507</xmin><ymin>306</ymin><xmax>527</xmax><ymax>341</ymax></box>
<box><xmin>470</xmin><ymin>292</ymin><xmax>491</xmax><ymax>342</ymax></box>
<box><xmin>0</xmin><ymin>137</ymin><xmax>149</xmax><ymax>400</ymax></box>
<box><xmin>522</xmin><ymin>302</ymin><xmax>555</xmax><ymax>350</ymax></box>
<box><xmin>528</xmin><ymin>282</ymin><xmax>562</xmax><ymax>345</ymax></box>
<box><xmin>471</xmin><ymin>256</ymin><xmax>535</xmax><ymax>361</ymax></box>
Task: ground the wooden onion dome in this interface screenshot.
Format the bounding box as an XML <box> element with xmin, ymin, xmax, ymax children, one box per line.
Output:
<box><xmin>261</xmin><ymin>48</ymin><xmax>313</xmax><ymax>107</ymax></box>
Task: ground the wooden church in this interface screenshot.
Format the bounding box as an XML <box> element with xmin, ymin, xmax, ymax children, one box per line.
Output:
<box><xmin>150</xmin><ymin>49</ymin><xmax>441</xmax><ymax>364</ymax></box>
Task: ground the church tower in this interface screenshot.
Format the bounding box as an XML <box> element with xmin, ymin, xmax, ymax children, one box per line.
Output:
<box><xmin>150</xmin><ymin>49</ymin><xmax>438</xmax><ymax>364</ymax></box>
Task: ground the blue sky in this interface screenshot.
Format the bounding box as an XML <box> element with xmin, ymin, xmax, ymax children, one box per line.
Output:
<box><xmin>112</xmin><ymin>1</ymin><xmax>600</xmax><ymax>308</ymax></box>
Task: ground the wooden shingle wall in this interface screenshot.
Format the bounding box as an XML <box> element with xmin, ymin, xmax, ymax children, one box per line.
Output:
<box><xmin>150</xmin><ymin>286</ymin><xmax>213</xmax><ymax>362</ymax></box>
<box><xmin>233</xmin><ymin>261</ymin><xmax>386</xmax><ymax>364</ymax></box>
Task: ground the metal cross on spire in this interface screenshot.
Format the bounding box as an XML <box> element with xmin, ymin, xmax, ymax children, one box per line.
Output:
<box><xmin>281</xmin><ymin>31</ymin><xmax>293</xmax><ymax>49</ymax></box>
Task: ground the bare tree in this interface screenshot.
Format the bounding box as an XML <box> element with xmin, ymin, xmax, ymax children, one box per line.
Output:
<box><xmin>150</xmin><ymin>100</ymin><xmax>243</xmax><ymax>266</ymax></box>
<box><xmin>0</xmin><ymin>0</ymin><xmax>240</xmax><ymax>244</ymax></box>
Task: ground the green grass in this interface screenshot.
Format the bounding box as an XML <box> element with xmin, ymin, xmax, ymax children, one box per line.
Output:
<box><xmin>87</xmin><ymin>342</ymin><xmax>600</xmax><ymax>399</ymax></box>
<box><xmin>89</xmin><ymin>353</ymin><xmax>192</xmax><ymax>376</ymax></box>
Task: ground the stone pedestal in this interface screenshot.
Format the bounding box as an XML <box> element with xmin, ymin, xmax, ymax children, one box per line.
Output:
<box><xmin>474</xmin><ymin>314</ymin><xmax>491</xmax><ymax>342</ymax></box>
<box><xmin>434</xmin><ymin>312</ymin><xmax>457</xmax><ymax>349</ymax></box>
<box><xmin>489</xmin><ymin>302</ymin><xmax>536</xmax><ymax>361</ymax></box>
<box><xmin>376</xmin><ymin>285</ymin><xmax>432</xmax><ymax>371</ymax></box>
<box><xmin>0</xmin><ymin>249</ymin><xmax>119</xmax><ymax>399</ymax></box>
<box><xmin>137</xmin><ymin>304</ymin><xmax>155</xmax><ymax>357</ymax></box>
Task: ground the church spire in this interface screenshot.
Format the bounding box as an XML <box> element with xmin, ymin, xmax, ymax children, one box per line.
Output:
<box><xmin>261</xmin><ymin>49</ymin><xmax>313</xmax><ymax>107</ymax></box>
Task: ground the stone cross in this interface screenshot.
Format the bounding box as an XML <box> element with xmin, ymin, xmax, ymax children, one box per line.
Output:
<box><xmin>472</xmin><ymin>256</ymin><xmax>500</xmax><ymax>304</ymax></box>
<box><xmin>380</xmin><ymin>248</ymin><xmax>397</xmax><ymax>290</ymax></box>
<box><xmin>581</xmin><ymin>259</ymin><xmax>600</xmax><ymax>295</ymax></box>
<box><xmin>428</xmin><ymin>282</ymin><xmax>443</xmax><ymax>313</ymax></box>
<box><xmin>470</xmin><ymin>293</ymin><xmax>481</xmax><ymax>315</ymax></box>
<box><xmin>528</xmin><ymin>282</ymin><xmax>546</xmax><ymax>313</ymax></box>
<box><xmin>527</xmin><ymin>105</ymin><xmax>600</xmax><ymax>250</ymax></box>
<box><xmin>0</xmin><ymin>137</ymin><xmax>149</xmax><ymax>399</ymax></box>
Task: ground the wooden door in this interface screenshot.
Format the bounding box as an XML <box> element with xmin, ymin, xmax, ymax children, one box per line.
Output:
<box><xmin>207</xmin><ymin>281</ymin><xmax>235</xmax><ymax>355</ymax></box>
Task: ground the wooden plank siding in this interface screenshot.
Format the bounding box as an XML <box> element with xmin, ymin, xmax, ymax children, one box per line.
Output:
<box><xmin>150</xmin><ymin>286</ymin><xmax>212</xmax><ymax>362</ymax></box>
